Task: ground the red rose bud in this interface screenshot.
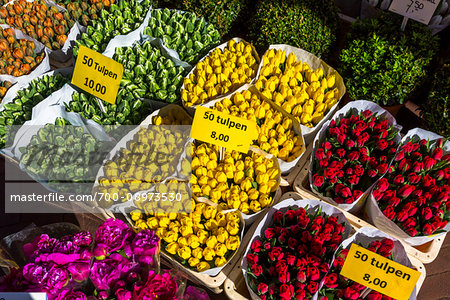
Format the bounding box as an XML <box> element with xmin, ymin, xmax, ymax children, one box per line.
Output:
<box><xmin>324</xmin><ymin>168</ymin><xmax>337</xmax><ymax>179</ymax></box>
<box><xmin>406</xmin><ymin>227</ymin><xmax>418</xmax><ymax>237</ymax></box>
<box><xmin>423</xmin><ymin>175</ymin><xmax>436</xmax><ymax>188</ymax></box>
<box><xmin>346</xmin><ymin>167</ymin><xmax>354</xmax><ymax>175</ymax></box>
<box><xmin>398</xmin><ymin>159</ymin><xmax>410</xmax><ymax>172</ymax></box>
<box><xmin>348</xmin><ymin>175</ymin><xmax>360</xmax><ymax>185</ymax></box>
<box><xmin>396</xmin><ymin>209</ymin><xmax>409</xmax><ymax>222</ymax></box>
<box><xmin>369</xmin><ymin>157</ymin><xmax>378</xmax><ymax>169</ymax></box>
<box><xmin>295</xmin><ymin>290</ymin><xmax>306</xmax><ymax>300</ymax></box>
<box><xmin>403</xmin><ymin>217</ymin><xmax>416</xmax><ymax>229</ymax></box>
<box><xmin>423</xmin><ymin>157</ymin><xmax>436</xmax><ymax>170</ymax></box>
<box><xmin>377</xmin><ymin>163</ymin><xmax>388</xmax><ymax>175</ymax></box>
<box><xmin>442</xmin><ymin>154</ymin><xmax>450</xmax><ymax>162</ymax></box>
<box><xmin>258</xmin><ymin>283</ymin><xmax>268</xmax><ymax>295</ymax></box>
<box><xmin>343</xmin><ymin>286</ymin><xmax>360</xmax><ymax>300</ymax></box>
<box><xmin>326</xmin><ymin>150</ymin><xmax>332</xmax><ymax>159</ymax></box>
<box><xmin>345</xmin><ymin>139</ymin><xmax>355</xmax><ymax>149</ymax></box>
<box><xmin>264</xmin><ymin>228</ymin><xmax>275</xmax><ymax>239</ymax></box>
<box><xmin>353</xmin><ymin>189</ymin><xmax>363</xmax><ymax>199</ymax></box>
<box><xmin>296</xmin><ymin>271</ymin><xmax>306</xmax><ymax>283</ymax></box>
<box><xmin>368</xmin><ymin>169</ymin><xmax>378</xmax><ymax>178</ymax></box>
<box><xmin>286</xmin><ymin>254</ymin><xmax>296</xmax><ymax>266</ymax></box>
<box><xmin>315</xmin><ymin>148</ymin><xmax>325</xmax><ymax>160</ymax></box>
<box><xmin>408</xmin><ymin>172</ymin><xmax>421</xmax><ymax>184</ymax></box>
<box><xmin>330</xmin><ymin>177</ymin><xmax>337</xmax><ymax>184</ymax></box>
<box><xmin>412</xmin><ymin>161</ymin><xmax>423</xmax><ymax>173</ymax></box>
<box><xmin>337</xmin><ymin>148</ymin><xmax>346</xmax><ymax>158</ymax></box>
<box><xmin>312</xmin><ymin>174</ymin><xmax>324</xmax><ymax>188</ymax></box>
<box><xmin>268</xmin><ymin>247</ymin><xmax>284</xmax><ymax>261</ymax></box>
<box><xmin>251</xmin><ymin>240</ymin><xmax>262</xmax><ymax>253</ymax></box>
<box><xmin>366</xmin><ymin>292</ymin><xmax>383</xmax><ymax>300</ymax></box>
<box><xmin>278</xmin><ymin>269</ymin><xmax>290</xmax><ymax>283</ymax></box>
<box><xmin>411</xmin><ymin>151</ymin><xmax>422</xmax><ymax>159</ymax></box>
<box><xmin>436</xmin><ymin>170</ymin><xmax>445</xmax><ymax>181</ymax></box>
<box><xmin>382</xmin><ymin>189</ymin><xmax>396</xmax><ymax>201</ymax></box>
<box><xmin>307</xmin><ymin>281</ymin><xmax>319</xmax><ymax>295</ymax></box>
<box><xmin>322</xmin><ymin>141</ymin><xmax>332</xmax><ymax>150</ymax></box>
<box><xmin>421</xmin><ymin>207</ymin><xmax>433</xmax><ymax>220</ymax></box>
<box><xmin>393</xmin><ymin>175</ymin><xmax>405</xmax><ymax>185</ymax></box>
<box><xmin>379</xmin><ymin>155</ymin><xmax>387</xmax><ymax>163</ymax></box>
<box><xmin>246</xmin><ymin>253</ymin><xmax>259</xmax><ymax>265</ymax></box>
<box><xmin>251</xmin><ymin>264</ymin><xmax>263</xmax><ymax>276</ymax></box>
<box><xmin>273</xmin><ymin>211</ymin><xmax>284</xmax><ymax>224</ymax></box>
<box><xmin>337</xmin><ymin>134</ymin><xmax>345</xmax><ymax>144</ymax></box>
<box><xmin>378</xmin><ymin>238</ymin><xmax>394</xmax><ymax>257</ymax></box>
<box><xmin>319</xmin><ymin>159</ymin><xmax>329</xmax><ymax>168</ymax></box>
<box><xmin>388</xmin><ymin>166</ymin><xmax>396</xmax><ymax>174</ymax></box>
<box><xmin>432</xmin><ymin>147</ymin><xmax>443</xmax><ymax>160</ymax></box>
<box><xmin>376</xmin><ymin>139</ymin><xmax>389</xmax><ymax>151</ymax></box>
<box><xmin>383</xmin><ymin>205</ymin><xmax>396</xmax><ymax>220</ymax></box>
<box><xmin>329</xmin><ymin>127</ymin><xmax>339</xmax><ymax>137</ymax></box>
<box><xmin>403</xmin><ymin>202</ymin><xmax>418</xmax><ymax>216</ymax></box>
<box><xmin>377</xmin><ymin>177</ymin><xmax>389</xmax><ymax>192</ymax></box>
<box><xmin>344</xmin><ymin>197</ymin><xmax>356</xmax><ymax>204</ymax></box>
<box><xmin>347</xmin><ymin>151</ymin><xmax>360</xmax><ymax>161</ymax></box>
<box><xmin>350</xmin><ymin>115</ymin><xmax>360</xmax><ymax>124</ymax></box>
<box><xmin>429</xmin><ymin>186</ymin><xmax>441</xmax><ymax>197</ymax></box>
<box><xmin>388</xmin><ymin>197</ymin><xmax>401</xmax><ymax>207</ymax></box>
<box><xmin>372</xmin><ymin>189</ymin><xmax>384</xmax><ymax>201</ymax></box>
<box><xmin>330</xmin><ymin>119</ymin><xmax>336</xmax><ymax>127</ymax></box>
<box><xmin>279</xmin><ymin>284</ymin><xmax>294</xmax><ymax>300</ymax></box>
<box><xmin>438</xmin><ymin>192</ymin><xmax>448</xmax><ymax>202</ymax></box>
<box><xmin>395</xmin><ymin>151</ymin><xmax>405</xmax><ymax>161</ymax></box>
<box><xmin>362</xmin><ymin>109</ymin><xmax>373</xmax><ymax>118</ymax></box>
<box><xmin>399</xmin><ymin>184</ymin><xmax>415</xmax><ymax>198</ymax></box>
<box><xmin>288</xmin><ymin>237</ymin><xmax>298</xmax><ymax>249</ymax></box>
<box><xmin>423</xmin><ymin>223</ymin><xmax>435</xmax><ymax>235</ymax></box>
<box><xmin>306</xmin><ymin>266</ymin><xmax>320</xmax><ymax>281</ymax></box>
<box><xmin>354</xmin><ymin>165</ymin><xmax>364</xmax><ymax>176</ymax></box>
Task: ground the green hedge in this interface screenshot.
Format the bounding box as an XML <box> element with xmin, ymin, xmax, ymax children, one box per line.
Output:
<box><xmin>421</xmin><ymin>64</ymin><xmax>450</xmax><ymax>137</ymax></box>
<box><xmin>157</xmin><ymin>0</ymin><xmax>246</xmax><ymax>37</ymax></box>
<box><xmin>248</xmin><ymin>0</ymin><xmax>339</xmax><ymax>57</ymax></box>
<box><xmin>339</xmin><ymin>13</ymin><xmax>438</xmax><ymax>106</ymax></box>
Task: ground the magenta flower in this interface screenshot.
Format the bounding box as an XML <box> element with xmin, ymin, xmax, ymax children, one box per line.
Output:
<box><xmin>95</xmin><ymin>219</ymin><xmax>133</xmax><ymax>254</ymax></box>
<box><xmin>133</xmin><ymin>270</ymin><xmax>178</xmax><ymax>300</ymax></box>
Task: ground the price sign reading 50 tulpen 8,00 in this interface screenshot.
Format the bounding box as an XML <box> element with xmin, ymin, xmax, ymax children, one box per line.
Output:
<box><xmin>340</xmin><ymin>244</ymin><xmax>421</xmax><ymax>300</ymax></box>
<box><xmin>72</xmin><ymin>46</ymin><xmax>124</xmax><ymax>104</ymax></box>
<box><xmin>191</xmin><ymin>106</ymin><xmax>258</xmax><ymax>153</ymax></box>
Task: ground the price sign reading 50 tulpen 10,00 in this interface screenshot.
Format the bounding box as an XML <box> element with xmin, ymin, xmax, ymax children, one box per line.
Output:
<box><xmin>340</xmin><ymin>244</ymin><xmax>421</xmax><ymax>300</ymax></box>
<box><xmin>191</xmin><ymin>106</ymin><xmax>258</xmax><ymax>153</ymax></box>
<box><xmin>72</xmin><ymin>46</ymin><xmax>124</xmax><ymax>104</ymax></box>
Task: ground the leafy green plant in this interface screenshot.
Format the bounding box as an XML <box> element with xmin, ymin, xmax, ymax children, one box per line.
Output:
<box><xmin>339</xmin><ymin>13</ymin><xmax>438</xmax><ymax>106</ymax></box>
<box><xmin>159</xmin><ymin>0</ymin><xmax>245</xmax><ymax>37</ymax></box>
<box><xmin>420</xmin><ymin>64</ymin><xmax>450</xmax><ymax>137</ymax></box>
<box><xmin>248</xmin><ymin>0</ymin><xmax>339</xmax><ymax>57</ymax></box>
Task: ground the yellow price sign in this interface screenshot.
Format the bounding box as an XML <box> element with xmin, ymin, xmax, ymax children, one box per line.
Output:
<box><xmin>71</xmin><ymin>46</ymin><xmax>124</xmax><ymax>104</ymax></box>
<box><xmin>191</xmin><ymin>106</ymin><xmax>258</xmax><ymax>153</ymax></box>
<box><xmin>340</xmin><ymin>244</ymin><xmax>421</xmax><ymax>300</ymax></box>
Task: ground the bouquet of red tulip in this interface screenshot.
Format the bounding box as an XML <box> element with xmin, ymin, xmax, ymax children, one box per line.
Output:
<box><xmin>317</xmin><ymin>227</ymin><xmax>417</xmax><ymax>300</ymax></box>
<box><xmin>367</xmin><ymin>129</ymin><xmax>450</xmax><ymax>245</ymax></box>
<box><xmin>242</xmin><ymin>199</ymin><xmax>351</xmax><ymax>300</ymax></box>
<box><xmin>310</xmin><ymin>101</ymin><xmax>401</xmax><ymax>212</ymax></box>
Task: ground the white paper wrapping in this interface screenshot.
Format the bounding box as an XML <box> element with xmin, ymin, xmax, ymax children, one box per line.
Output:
<box><xmin>180</xmin><ymin>37</ymin><xmax>260</xmax><ymax>111</ymax></box>
<box><xmin>308</xmin><ymin>100</ymin><xmax>402</xmax><ymax>213</ymax></box>
<box><xmin>241</xmin><ymin>198</ymin><xmax>352</xmax><ymax>300</ymax></box>
<box><xmin>319</xmin><ymin>227</ymin><xmax>417</xmax><ymax>300</ymax></box>
<box><xmin>255</xmin><ymin>44</ymin><xmax>346</xmax><ymax>145</ymax></box>
<box><xmin>366</xmin><ymin>128</ymin><xmax>450</xmax><ymax>246</ymax></box>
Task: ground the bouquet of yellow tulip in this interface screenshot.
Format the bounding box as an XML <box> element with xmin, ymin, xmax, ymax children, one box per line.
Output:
<box><xmin>255</xmin><ymin>48</ymin><xmax>342</xmax><ymax>129</ymax></box>
<box><xmin>208</xmin><ymin>85</ymin><xmax>304</xmax><ymax>164</ymax></box>
<box><xmin>181</xmin><ymin>38</ymin><xmax>260</xmax><ymax>107</ymax></box>
<box><xmin>190</xmin><ymin>142</ymin><xmax>280</xmax><ymax>218</ymax></box>
<box><xmin>145</xmin><ymin>104</ymin><xmax>193</xmax><ymax>126</ymax></box>
<box><xmin>130</xmin><ymin>196</ymin><xmax>243</xmax><ymax>274</ymax></box>
<box><xmin>94</xmin><ymin>126</ymin><xmax>189</xmax><ymax>207</ymax></box>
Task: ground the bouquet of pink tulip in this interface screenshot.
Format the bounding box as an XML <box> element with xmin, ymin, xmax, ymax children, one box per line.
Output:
<box><xmin>0</xmin><ymin>219</ymin><xmax>183</xmax><ymax>300</ymax></box>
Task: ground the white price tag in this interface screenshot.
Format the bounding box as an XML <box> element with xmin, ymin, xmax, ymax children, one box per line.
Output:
<box><xmin>389</xmin><ymin>0</ymin><xmax>440</xmax><ymax>24</ymax></box>
<box><xmin>0</xmin><ymin>293</ymin><xmax>47</xmax><ymax>300</ymax></box>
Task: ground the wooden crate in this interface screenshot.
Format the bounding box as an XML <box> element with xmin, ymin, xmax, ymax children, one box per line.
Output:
<box><xmin>293</xmin><ymin>147</ymin><xmax>447</xmax><ymax>264</ymax></box>
<box><xmin>224</xmin><ymin>191</ymin><xmax>427</xmax><ymax>299</ymax></box>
